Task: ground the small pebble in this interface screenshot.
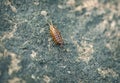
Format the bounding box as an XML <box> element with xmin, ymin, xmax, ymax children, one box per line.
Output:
<box><xmin>41</xmin><ymin>10</ymin><xmax>47</xmax><ymax>16</ymax></box>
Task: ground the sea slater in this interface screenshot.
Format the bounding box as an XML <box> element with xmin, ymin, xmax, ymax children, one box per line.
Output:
<box><xmin>48</xmin><ymin>21</ymin><xmax>63</xmax><ymax>46</ymax></box>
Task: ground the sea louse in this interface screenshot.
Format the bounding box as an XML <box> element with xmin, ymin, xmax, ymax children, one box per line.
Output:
<box><xmin>48</xmin><ymin>21</ymin><xmax>63</xmax><ymax>46</ymax></box>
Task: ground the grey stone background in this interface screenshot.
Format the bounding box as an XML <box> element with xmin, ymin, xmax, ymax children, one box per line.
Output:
<box><xmin>0</xmin><ymin>0</ymin><xmax>120</xmax><ymax>83</ymax></box>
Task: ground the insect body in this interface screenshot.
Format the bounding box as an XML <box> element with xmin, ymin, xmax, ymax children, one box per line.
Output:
<box><xmin>48</xmin><ymin>22</ymin><xmax>63</xmax><ymax>46</ymax></box>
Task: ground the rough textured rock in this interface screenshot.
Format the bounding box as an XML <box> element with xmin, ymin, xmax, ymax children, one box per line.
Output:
<box><xmin>0</xmin><ymin>0</ymin><xmax>120</xmax><ymax>83</ymax></box>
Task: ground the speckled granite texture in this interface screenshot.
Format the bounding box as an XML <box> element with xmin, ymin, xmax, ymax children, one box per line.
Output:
<box><xmin>0</xmin><ymin>0</ymin><xmax>120</xmax><ymax>83</ymax></box>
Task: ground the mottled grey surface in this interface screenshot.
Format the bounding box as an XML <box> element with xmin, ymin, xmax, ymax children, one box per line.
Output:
<box><xmin>0</xmin><ymin>0</ymin><xmax>120</xmax><ymax>83</ymax></box>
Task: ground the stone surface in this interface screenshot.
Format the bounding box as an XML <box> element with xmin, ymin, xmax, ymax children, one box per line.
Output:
<box><xmin>0</xmin><ymin>0</ymin><xmax>120</xmax><ymax>83</ymax></box>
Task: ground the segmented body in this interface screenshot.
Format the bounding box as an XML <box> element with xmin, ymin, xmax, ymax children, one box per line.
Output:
<box><xmin>49</xmin><ymin>24</ymin><xmax>63</xmax><ymax>45</ymax></box>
